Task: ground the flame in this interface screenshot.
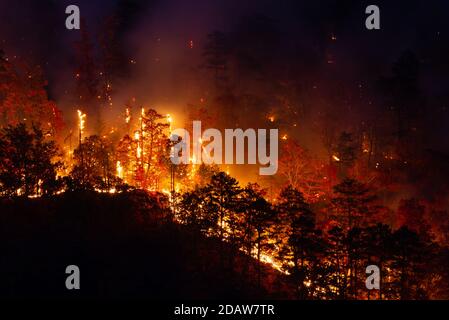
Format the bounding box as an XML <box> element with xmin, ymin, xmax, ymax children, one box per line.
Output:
<box><xmin>137</xmin><ymin>145</ymin><xmax>142</xmax><ymax>159</ymax></box>
<box><xmin>332</xmin><ymin>155</ymin><xmax>340</xmax><ymax>162</ymax></box>
<box><xmin>116</xmin><ymin>161</ymin><xmax>123</xmax><ymax>179</ymax></box>
<box><xmin>77</xmin><ymin>110</ymin><xmax>86</xmax><ymax>137</ymax></box>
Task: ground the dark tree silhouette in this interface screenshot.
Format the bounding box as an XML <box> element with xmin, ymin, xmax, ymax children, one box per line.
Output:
<box><xmin>240</xmin><ymin>183</ymin><xmax>274</xmax><ymax>287</ymax></box>
<box><xmin>331</xmin><ymin>178</ymin><xmax>377</xmax><ymax>230</ymax></box>
<box><xmin>70</xmin><ymin>135</ymin><xmax>118</xmax><ymax>191</ymax></box>
<box><xmin>275</xmin><ymin>185</ymin><xmax>322</xmax><ymax>298</ymax></box>
<box><xmin>0</xmin><ymin>123</ymin><xmax>61</xmax><ymax>197</ymax></box>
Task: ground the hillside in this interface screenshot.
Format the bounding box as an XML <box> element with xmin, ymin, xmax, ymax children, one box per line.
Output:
<box><xmin>0</xmin><ymin>191</ymin><xmax>290</xmax><ymax>299</ymax></box>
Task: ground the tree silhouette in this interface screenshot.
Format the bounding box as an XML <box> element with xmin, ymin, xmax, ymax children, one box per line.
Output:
<box><xmin>331</xmin><ymin>178</ymin><xmax>377</xmax><ymax>230</ymax></box>
<box><xmin>70</xmin><ymin>135</ymin><xmax>118</xmax><ymax>190</ymax></box>
<box><xmin>390</xmin><ymin>226</ymin><xmax>429</xmax><ymax>299</ymax></box>
<box><xmin>178</xmin><ymin>187</ymin><xmax>213</xmax><ymax>234</ymax></box>
<box><xmin>0</xmin><ymin>50</ymin><xmax>63</xmax><ymax>133</ymax></box>
<box><xmin>240</xmin><ymin>183</ymin><xmax>274</xmax><ymax>287</ymax></box>
<box><xmin>0</xmin><ymin>123</ymin><xmax>61</xmax><ymax>196</ymax></box>
<box><xmin>362</xmin><ymin>223</ymin><xmax>393</xmax><ymax>300</ymax></box>
<box><xmin>203</xmin><ymin>172</ymin><xmax>241</xmax><ymax>268</ymax></box>
<box><xmin>203</xmin><ymin>31</ymin><xmax>229</xmax><ymax>90</ymax></box>
<box><xmin>141</xmin><ymin>108</ymin><xmax>169</xmax><ymax>190</ymax></box>
<box><xmin>275</xmin><ymin>185</ymin><xmax>322</xmax><ymax>298</ymax></box>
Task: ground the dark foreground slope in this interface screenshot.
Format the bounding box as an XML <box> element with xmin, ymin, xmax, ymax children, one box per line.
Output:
<box><xmin>0</xmin><ymin>191</ymin><xmax>289</xmax><ymax>299</ymax></box>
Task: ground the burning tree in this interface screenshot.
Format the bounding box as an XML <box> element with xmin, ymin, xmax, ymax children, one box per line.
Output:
<box><xmin>0</xmin><ymin>49</ymin><xmax>63</xmax><ymax>134</ymax></box>
<box><xmin>116</xmin><ymin>134</ymin><xmax>134</xmax><ymax>184</ymax></box>
<box><xmin>139</xmin><ymin>108</ymin><xmax>170</xmax><ymax>189</ymax></box>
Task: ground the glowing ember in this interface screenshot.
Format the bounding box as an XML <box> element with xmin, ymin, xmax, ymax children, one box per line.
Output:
<box><xmin>77</xmin><ymin>109</ymin><xmax>86</xmax><ymax>141</ymax></box>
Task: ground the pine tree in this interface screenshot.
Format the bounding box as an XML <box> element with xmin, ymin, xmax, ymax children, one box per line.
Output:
<box><xmin>141</xmin><ymin>108</ymin><xmax>169</xmax><ymax>190</ymax></box>
<box><xmin>240</xmin><ymin>183</ymin><xmax>274</xmax><ymax>287</ymax></box>
<box><xmin>361</xmin><ymin>223</ymin><xmax>393</xmax><ymax>300</ymax></box>
<box><xmin>331</xmin><ymin>178</ymin><xmax>377</xmax><ymax>230</ymax></box>
<box><xmin>276</xmin><ymin>185</ymin><xmax>321</xmax><ymax>299</ymax></box>
<box><xmin>0</xmin><ymin>124</ymin><xmax>61</xmax><ymax>196</ymax></box>
<box><xmin>0</xmin><ymin>49</ymin><xmax>63</xmax><ymax>133</ymax></box>
<box><xmin>327</xmin><ymin>226</ymin><xmax>349</xmax><ymax>299</ymax></box>
<box><xmin>397</xmin><ymin>198</ymin><xmax>431</xmax><ymax>239</ymax></box>
<box><xmin>390</xmin><ymin>226</ymin><xmax>429</xmax><ymax>299</ymax></box>
<box><xmin>279</xmin><ymin>139</ymin><xmax>327</xmax><ymax>203</ymax></box>
<box><xmin>70</xmin><ymin>135</ymin><xmax>117</xmax><ymax>190</ymax></box>
<box><xmin>203</xmin><ymin>172</ymin><xmax>241</xmax><ymax>268</ymax></box>
<box><xmin>202</xmin><ymin>31</ymin><xmax>229</xmax><ymax>90</ymax></box>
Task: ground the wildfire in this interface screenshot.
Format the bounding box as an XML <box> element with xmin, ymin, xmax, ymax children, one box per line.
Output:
<box><xmin>116</xmin><ymin>161</ymin><xmax>123</xmax><ymax>179</ymax></box>
<box><xmin>134</xmin><ymin>130</ymin><xmax>142</xmax><ymax>159</ymax></box>
<box><xmin>137</xmin><ymin>145</ymin><xmax>142</xmax><ymax>159</ymax></box>
<box><xmin>77</xmin><ymin>110</ymin><xmax>86</xmax><ymax>143</ymax></box>
<box><xmin>125</xmin><ymin>108</ymin><xmax>131</xmax><ymax>124</ymax></box>
<box><xmin>77</xmin><ymin>110</ymin><xmax>86</xmax><ymax>134</ymax></box>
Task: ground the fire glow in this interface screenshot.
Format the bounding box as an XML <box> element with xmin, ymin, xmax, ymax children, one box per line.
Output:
<box><xmin>170</xmin><ymin>121</ymin><xmax>279</xmax><ymax>175</ymax></box>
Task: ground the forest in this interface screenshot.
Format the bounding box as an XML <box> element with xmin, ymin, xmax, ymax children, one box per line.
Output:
<box><xmin>1</xmin><ymin>0</ymin><xmax>449</xmax><ymax>300</ymax></box>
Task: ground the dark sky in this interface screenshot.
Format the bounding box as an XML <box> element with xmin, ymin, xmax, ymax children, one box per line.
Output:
<box><xmin>1</xmin><ymin>0</ymin><xmax>449</xmax><ymax>88</ymax></box>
